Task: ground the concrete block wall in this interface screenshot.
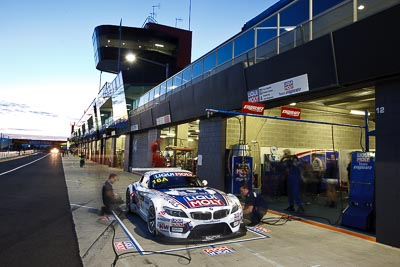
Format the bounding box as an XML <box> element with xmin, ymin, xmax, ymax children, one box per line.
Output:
<box><xmin>226</xmin><ymin>107</ymin><xmax>376</xmax><ymax>178</ymax></box>
<box><xmin>227</xmin><ymin>107</ymin><xmax>375</xmax><ymax>151</ymax></box>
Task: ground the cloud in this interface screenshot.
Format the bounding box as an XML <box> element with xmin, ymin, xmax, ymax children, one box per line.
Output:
<box><xmin>0</xmin><ymin>127</ymin><xmax>40</xmax><ymax>132</ymax></box>
<box><xmin>0</xmin><ymin>99</ymin><xmax>71</xmax><ymax>138</ymax></box>
<box><xmin>0</xmin><ymin>100</ymin><xmax>58</xmax><ymax>117</ymax></box>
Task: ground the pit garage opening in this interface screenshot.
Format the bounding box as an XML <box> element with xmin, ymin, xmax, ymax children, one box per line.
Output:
<box><xmin>208</xmin><ymin>87</ymin><xmax>376</xmax><ymax>234</ymax></box>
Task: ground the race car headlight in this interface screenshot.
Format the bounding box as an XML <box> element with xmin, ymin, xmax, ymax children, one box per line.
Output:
<box><xmin>231</xmin><ymin>203</ymin><xmax>239</xmax><ymax>214</ymax></box>
<box><xmin>163</xmin><ymin>207</ymin><xmax>188</xmax><ymax>218</ymax></box>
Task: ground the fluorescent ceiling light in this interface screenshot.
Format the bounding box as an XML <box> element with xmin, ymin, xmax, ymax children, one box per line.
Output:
<box><xmin>350</xmin><ymin>110</ymin><xmax>370</xmax><ymax>115</ymax></box>
<box><xmin>358</xmin><ymin>5</ymin><xmax>365</xmax><ymax>10</ymax></box>
<box><xmin>282</xmin><ymin>26</ymin><xmax>295</xmax><ymax>31</ymax></box>
<box><xmin>155</xmin><ymin>43</ymin><xmax>164</xmax><ymax>48</ymax></box>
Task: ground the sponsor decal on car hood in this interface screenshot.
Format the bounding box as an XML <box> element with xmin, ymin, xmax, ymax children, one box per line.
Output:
<box><xmin>159</xmin><ymin>188</ymin><xmax>228</xmax><ymax>209</ymax></box>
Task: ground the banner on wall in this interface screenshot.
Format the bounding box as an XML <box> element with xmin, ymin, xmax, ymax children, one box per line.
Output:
<box><xmin>281</xmin><ymin>106</ymin><xmax>301</xmax><ymax>119</ymax></box>
<box><xmin>257</xmin><ymin>74</ymin><xmax>309</xmax><ymax>101</ymax></box>
<box><xmin>242</xmin><ymin>101</ymin><xmax>265</xmax><ymax>115</ymax></box>
<box><xmin>156</xmin><ymin>114</ymin><xmax>171</xmax><ymax>125</ymax></box>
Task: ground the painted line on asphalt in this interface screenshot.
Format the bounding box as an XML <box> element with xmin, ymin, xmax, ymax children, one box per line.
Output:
<box><xmin>112</xmin><ymin>211</ymin><xmax>145</xmax><ymax>255</ymax></box>
<box><xmin>72</xmin><ymin>204</ymin><xmax>271</xmax><ymax>256</ymax></box>
<box><xmin>235</xmin><ymin>242</ymin><xmax>284</xmax><ymax>267</ymax></box>
<box><xmin>0</xmin><ymin>154</ymin><xmax>49</xmax><ymax>176</ymax></box>
<box><xmin>70</xmin><ymin>203</ymin><xmax>94</xmax><ymax>210</ymax></box>
<box><xmin>70</xmin><ymin>205</ymin><xmax>146</xmax><ymax>254</ymax></box>
<box><xmin>149</xmin><ymin>232</ymin><xmax>268</xmax><ymax>255</ymax></box>
<box><xmin>111</xmin><ymin>213</ymin><xmax>269</xmax><ymax>256</ymax></box>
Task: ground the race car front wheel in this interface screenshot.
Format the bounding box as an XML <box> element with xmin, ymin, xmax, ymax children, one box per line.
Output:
<box><xmin>147</xmin><ymin>203</ymin><xmax>158</xmax><ymax>237</ymax></box>
<box><xmin>126</xmin><ymin>189</ymin><xmax>132</xmax><ymax>213</ymax></box>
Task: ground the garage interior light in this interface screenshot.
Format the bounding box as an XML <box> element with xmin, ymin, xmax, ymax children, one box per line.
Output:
<box><xmin>350</xmin><ymin>110</ymin><xmax>370</xmax><ymax>115</ymax></box>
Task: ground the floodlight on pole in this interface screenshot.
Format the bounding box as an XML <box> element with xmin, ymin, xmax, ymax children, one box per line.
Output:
<box><xmin>125</xmin><ymin>53</ymin><xmax>169</xmax><ymax>80</ymax></box>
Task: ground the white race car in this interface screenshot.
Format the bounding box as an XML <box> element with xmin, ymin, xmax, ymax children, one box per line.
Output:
<box><xmin>126</xmin><ymin>169</ymin><xmax>245</xmax><ymax>242</ymax></box>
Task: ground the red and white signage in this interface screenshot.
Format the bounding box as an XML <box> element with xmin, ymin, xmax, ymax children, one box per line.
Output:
<box><xmin>242</xmin><ymin>101</ymin><xmax>265</xmax><ymax>115</ymax></box>
<box><xmin>203</xmin><ymin>246</ymin><xmax>235</xmax><ymax>256</ymax></box>
<box><xmin>281</xmin><ymin>106</ymin><xmax>301</xmax><ymax>119</ymax></box>
<box><xmin>156</xmin><ymin>114</ymin><xmax>171</xmax><ymax>125</ymax></box>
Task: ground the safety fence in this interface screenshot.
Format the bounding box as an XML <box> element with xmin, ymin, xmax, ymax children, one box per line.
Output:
<box><xmin>0</xmin><ymin>150</ymin><xmax>35</xmax><ymax>160</ymax></box>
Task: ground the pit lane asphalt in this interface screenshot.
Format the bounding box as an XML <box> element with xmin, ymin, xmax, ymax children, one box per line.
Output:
<box><xmin>0</xmin><ymin>153</ymin><xmax>82</xmax><ymax>267</ymax></box>
<box><xmin>63</xmin><ymin>155</ymin><xmax>400</xmax><ymax>267</ymax></box>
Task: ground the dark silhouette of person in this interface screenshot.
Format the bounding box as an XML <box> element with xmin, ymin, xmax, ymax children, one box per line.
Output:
<box><xmin>325</xmin><ymin>153</ymin><xmax>339</xmax><ymax>207</ymax></box>
<box><xmin>101</xmin><ymin>173</ymin><xmax>124</xmax><ymax>215</ymax></box>
<box><xmin>281</xmin><ymin>149</ymin><xmax>304</xmax><ymax>213</ymax></box>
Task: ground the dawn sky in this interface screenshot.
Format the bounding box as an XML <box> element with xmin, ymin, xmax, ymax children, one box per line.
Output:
<box><xmin>0</xmin><ymin>0</ymin><xmax>277</xmax><ymax>140</ymax></box>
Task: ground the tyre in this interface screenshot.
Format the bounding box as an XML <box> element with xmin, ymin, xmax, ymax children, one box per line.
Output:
<box><xmin>147</xmin><ymin>203</ymin><xmax>158</xmax><ymax>236</ymax></box>
<box><xmin>126</xmin><ymin>189</ymin><xmax>132</xmax><ymax>213</ymax></box>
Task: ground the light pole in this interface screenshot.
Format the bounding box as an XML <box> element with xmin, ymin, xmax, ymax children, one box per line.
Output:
<box><xmin>125</xmin><ymin>53</ymin><xmax>169</xmax><ymax>80</ymax></box>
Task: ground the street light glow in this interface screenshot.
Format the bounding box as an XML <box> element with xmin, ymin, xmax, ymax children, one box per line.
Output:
<box><xmin>125</xmin><ymin>53</ymin><xmax>136</xmax><ymax>62</ymax></box>
<box><xmin>124</xmin><ymin>53</ymin><xmax>169</xmax><ymax>79</ymax></box>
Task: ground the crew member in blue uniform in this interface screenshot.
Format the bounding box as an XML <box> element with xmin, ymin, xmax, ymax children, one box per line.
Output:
<box><xmin>240</xmin><ymin>183</ymin><xmax>264</xmax><ymax>226</ymax></box>
<box><xmin>281</xmin><ymin>149</ymin><xmax>305</xmax><ymax>213</ymax></box>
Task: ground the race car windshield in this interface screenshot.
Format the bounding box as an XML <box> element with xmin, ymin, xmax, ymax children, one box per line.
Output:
<box><xmin>149</xmin><ymin>173</ymin><xmax>202</xmax><ymax>189</ymax></box>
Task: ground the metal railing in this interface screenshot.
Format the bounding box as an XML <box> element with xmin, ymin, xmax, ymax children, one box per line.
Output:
<box><xmin>127</xmin><ymin>0</ymin><xmax>398</xmax><ymax>115</ymax></box>
<box><xmin>73</xmin><ymin>0</ymin><xmax>398</xmax><ymax>139</ymax></box>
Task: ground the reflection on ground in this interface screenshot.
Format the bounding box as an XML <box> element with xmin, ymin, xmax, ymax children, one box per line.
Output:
<box><xmin>261</xmin><ymin>180</ymin><xmax>375</xmax><ymax>236</ymax></box>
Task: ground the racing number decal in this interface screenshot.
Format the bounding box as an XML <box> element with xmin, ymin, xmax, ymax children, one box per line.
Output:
<box><xmin>152</xmin><ymin>177</ymin><xmax>168</xmax><ymax>186</ymax></box>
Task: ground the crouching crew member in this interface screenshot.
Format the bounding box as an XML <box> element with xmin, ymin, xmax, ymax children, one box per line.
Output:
<box><xmin>240</xmin><ymin>183</ymin><xmax>265</xmax><ymax>226</ymax></box>
<box><xmin>101</xmin><ymin>173</ymin><xmax>124</xmax><ymax>215</ymax></box>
